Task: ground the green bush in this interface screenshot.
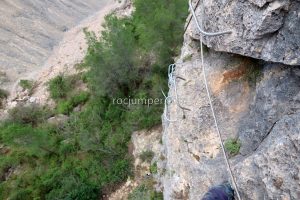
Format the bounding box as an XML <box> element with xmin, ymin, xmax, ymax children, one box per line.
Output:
<box><xmin>224</xmin><ymin>138</ymin><xmax>241</xmax><ymax>156</ymax></box>
<box><xmin>0</xmin><ymin>154</ymin><xmax>21</xmax><ymax>181</ymax></box>
<box><xmin>8</xmin><ymin>188</ymin><xmax>33</xmax><ymax>200</ymax></box>
<box><xmin>128</xmin><ymin>184</ymin><xmax>163</xmax><ymax>200</ymax></box>
<box><xmin>56</xmin><ymin>92</ymin><xmax>90</xmax><ymax>114</ymax></box>
<box><xmin>133</xmin><ymin>0</ymin><xmax>188</xmax><ymax>60</ymax></box>
<box><xmin>80</xmin><ymin>73</ymin><xmax>89</xmax><ymax>83</ymax></box>
<box><xmin>150</xmin><ymin>162</ymin><xmax>158</xmax><ymax>174</ymax></box>
<box><xmin>108</xmin><ymin>159</ymin><xmax>132</xmax><ymax>183</ymax></box>
<box><xmin>56</xmin><ymin>100</ymin><xmax>73</xmax><ymax>115</ymax></box>
<box><xmin>0</xmin><ymin>123</ymin><xmax>53</xmax><ymax>156</ymax></box>
<box><xmin>19</xmin><ymin>80</ymin><xmax>34</xmax><ymax>91</ymax></box>
<box><xmin>8</xmin><ymin>104</ymin><xmax>52</xmax><ymax>126</ymax></box>
<box><xmin>0</xmin><ymin>88</ymin><xmax>8</xmax><ymax>99</ymax></box>
<box><xmin>48</xmin><ymin>75</ymin><xmax>71</xmax><ymax>100</ymax></box>
<box><xmin>84</xmin><ymin>16</ymin><xmax>140</xmax><ymax>98</ymax></box>
<box><xmin>42</xmin><ymin>170</ymin><xmax>99</xmax><ymax>200</ymax></box>
<box><xmin>71</xmin><ymin>91</ymin><xmax>90</xmax><ymax>106</ymax></box>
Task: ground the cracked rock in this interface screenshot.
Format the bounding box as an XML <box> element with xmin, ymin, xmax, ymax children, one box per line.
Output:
<box><xmin>189</xmin><ymin>0</ymin><xmax>300</xmax><ymax>65</ymax></box>
<box><xmin>235</xmin><ymin>112</ymin><xmax>300</xmax><ymax>200</ymax></box>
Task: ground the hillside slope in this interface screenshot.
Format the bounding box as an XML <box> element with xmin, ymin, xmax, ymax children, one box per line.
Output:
<box><xmin>0</xmin><ymin>0</ymin><xmax>112</xmax><ymax>91</ymax></box>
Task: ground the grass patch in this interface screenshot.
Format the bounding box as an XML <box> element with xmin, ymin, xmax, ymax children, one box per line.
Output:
<box><xmin>56</xmin><ymin>100</ymin><xmax>73</xmax><ymax>115</ymax></box>
<box><xmin>48</xmin><ymin>74</ymin><xmax>72</xmax><ymax>101</ymax></box>
<box><xmin>224</xmin><ymin>138</ymin><xmax>241</xmax><ymax>156</ymax></box>
<box><xmin>70</xmin><ymin>91</ymin><xmax>89</xmax><ymax>106</ymax></box>
<box><xmin>48</xmin><ymin>74</ymin><xmax>90</xmax><ymax>115</ymax></box>
<box><xmin>56</xmin><ymin>91</ymin><xmax>90</xmax><ymax>115</ymax></box>
<box><xmin>19</xmin><ymin>80</ymin><xmax>34</xmax><ymax>91</ymax></box>
<box><xmin>150</xmin><ymin>162</ymin><xmax>158</xmax><ymax>174</ymax></box>
<box><xmin>128</xmin><ymin>184</ymin><xmax>163</xmax><ymax>200</ymax></box>
<box><xmin>8</xmin><ymin>104</ymin><xmax>52</xmax><ymax>126</ymax></box>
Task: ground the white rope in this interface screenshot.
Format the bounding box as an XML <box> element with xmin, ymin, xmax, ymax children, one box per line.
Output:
<box><xmin>199</xmin><ymin>43</ymin><xmax>242</xmax><ymax>200</ymax></box>
<box><xmin>188</xmin><ymin>0</ymin><xmax>232</xmax><ymax>36</ymax></box>
<box><xmin>189</xmin><ymin>0</ymin><xmax>242</xmax><ymax>199</ymax></box>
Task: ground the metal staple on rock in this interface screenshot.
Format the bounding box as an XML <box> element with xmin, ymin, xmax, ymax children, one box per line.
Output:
<box><xmin>163</xmin><ymin>64</ymin><xmax>190</xmax><ymax>122</ymax></box>
<box><xmin>188</xmin><ymin>0</ymin><xmax>242</xmax><ymax>200</ymax></box>
<box><xmin>184</xmin><ymin>0</ymin><xmax>201</xmax><ymax>34</ymax></box>
<box><xmin>162</xmin><ymin>64</ymin><xmax>177</xmax><ymax>122</ymax></box>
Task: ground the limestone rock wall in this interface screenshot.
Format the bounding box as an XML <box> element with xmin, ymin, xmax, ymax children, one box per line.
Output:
<box><xmin>235</xmin><ymin>112</ymin><xmax>300</xmax><ymax>200</ymax></box>
<box><xmin>158</xmin><ymin>7</ymin><xmax>300</xmax><ymax>198</ymax></box>
<box><xmin>189</xmin><ymin>0</ymin><xmax>300</xmax><ymax>65</ymax></box>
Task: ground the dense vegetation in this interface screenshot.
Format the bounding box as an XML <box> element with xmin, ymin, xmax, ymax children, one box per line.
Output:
<box><xmin>0</xmin><ymin>0</ymin><xmax>188</xmax><ymax>199</ymax></box>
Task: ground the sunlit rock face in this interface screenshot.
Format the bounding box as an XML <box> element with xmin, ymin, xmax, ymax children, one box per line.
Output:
<box><xmin>0</xmin><ymin>0</ymin><xmax>111</xmax><ymax>88</ymax></box>
<box><xmin>189</xmin><ymin>0</ymin><xmax>300</xmax><ymax>65</ymax></box>
<box><xmin>158</xmin><ymin>2</ymin><xmax>300</xmax><ymax>197</ymax></box>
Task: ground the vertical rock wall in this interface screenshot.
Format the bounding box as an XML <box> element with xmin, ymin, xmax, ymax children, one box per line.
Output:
<box><xmin>189</xmin><ymin>0</ymin><xmax>300</xmax><ymax>65</ymax></box>
<box><xmin>158</xmin><ymin>3</ymin><xmax>300</xmax><ymax>197</ymax></box>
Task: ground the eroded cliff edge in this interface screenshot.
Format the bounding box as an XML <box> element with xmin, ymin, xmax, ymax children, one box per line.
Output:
<box><xmin>157</xmin><ymin>0</ymin><xmax>300</xmax><ymax>199</ymax></box>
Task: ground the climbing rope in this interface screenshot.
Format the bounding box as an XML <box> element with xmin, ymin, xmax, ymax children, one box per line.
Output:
<box><xmin>188</xmin><ymin>0</ymin><xmax>242</xmax><ymax>199</ymax></box>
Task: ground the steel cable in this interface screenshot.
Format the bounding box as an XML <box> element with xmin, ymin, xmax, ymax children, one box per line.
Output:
<box><xmin>188</xmin><ymin>0</ymin><xmax>232</xmax><ymax>36</ymax></box>
<box><xmin>189</xmin><ymin>0</ymin><xmax>242</xmax><ymax>199</ymax></box>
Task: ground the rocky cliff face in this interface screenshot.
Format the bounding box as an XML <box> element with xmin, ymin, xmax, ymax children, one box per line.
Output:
<box><xmin>190</xmin><ymin>0</ymin><xmax>300</xmax><ymax>65</ymax></box>
<box><xmin>158</xmin><ymin>0</ymin><xmax>300</xmax><ymax>199</ymax></box>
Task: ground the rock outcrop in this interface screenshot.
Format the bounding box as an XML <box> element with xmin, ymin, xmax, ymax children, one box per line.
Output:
<box><xmin>236</xmin><ymin>112</ymin><xmax>300</xmax><ymax>200</ymax></box>
<box><xmin>109</xmin><ymin>126</ymin><xmax>163</xmax><ymax>200</ymax></box>
<box><xmin>189</xmin><ymin>0</ymin><xmax>300</xmax><ymax>65</ymax></box>
<box><xmin>158</xmin><ymin>6</ymin><xmax>300</xmax><ymax>198</ymax></box>
<box><xmin>239</xmin><ymin>63</ymin><xmax>300</xmax><ymax>155</ymax></box>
